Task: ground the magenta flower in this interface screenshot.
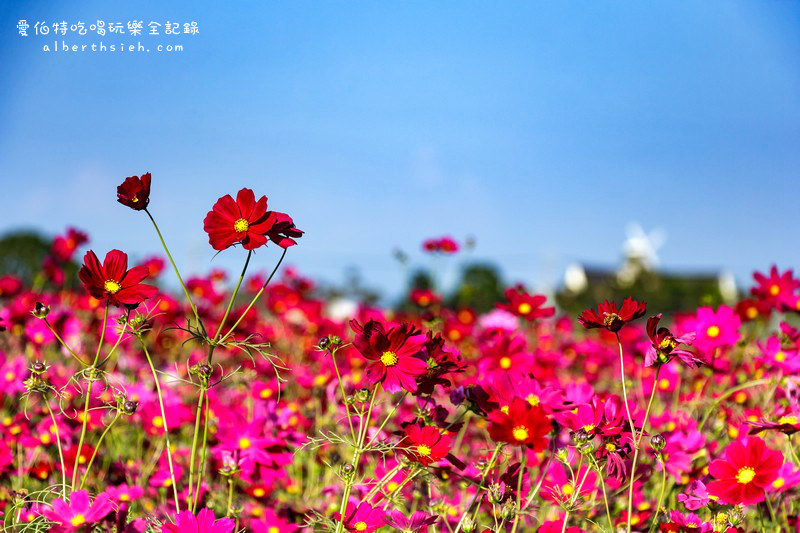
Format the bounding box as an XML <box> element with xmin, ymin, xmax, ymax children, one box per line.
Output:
<box><xmin>350</xmin><ymin>319</ymin><xmax>428</xmax><ymax>393</ymax></box>
<box><xmin>42</xmin><ymin>490</ymin><xmax>113</xmax><ymax>531</ymax></box>
<box><xmin>334</xmin><ymin>502</ymin><xmax>386</xmax><ymax>533</ymax></box>
<box><xmin>384</xmin><ymin>510</ymin><xmax>439</xmax><ymax>532</ymax></box>
<box><xmin>676</xmin><ymin>480</ymin><xmax>710</xmax><ymax>510</ymax></box>
<box><xmin>690</xmin><ymin>305</ymin><xmax>741</xmax><ymax>353</ymax></box>
<box><xmin>162</xmin><ymin>509</ymin><xmax>235</xmax><ymax>533</ymax></box>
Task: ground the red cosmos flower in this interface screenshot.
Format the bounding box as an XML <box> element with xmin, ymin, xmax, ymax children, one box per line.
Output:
<box><xmin>78</xmin><ymin>250</ymin><xmax>158</xmax><ymax>307</ymax></box>
<box><xmin>645</xmin><ymin>314</ymin><xmax>703</xmax><ymax>367</ymax></box>
<box><xmin>577</xmin><ymin>298</ymin><xmax>647</xmax><ymax>332</ymax></box>
<box><xmin>497</xmin><ymin>288</ymin><xmax>555</xmax><ymax>322</ymax></box>
<box><xmin>400</xmin><ymin>424</ymin><xmax>452</xmax><ymax>466</ymax></box>
<box><xmin>116</xmin><ymin>172</ymin><xmax>151</xmax><ymax>210</ymax></box>
<box><xmin>706</xmin><ymin>436</ymin><xmax>783</xmax><ymax>505</ymax></box>
<box><xmin>350</xmin><ymin>319</ymin><xmax>428</xmax><ymax>393</ymax></box>
<box><xmin>51</xmin><ymin>227</ymin><xmax>88</xmax><ymax>263</ymax></box>
<box><xmin>752</xmin><ymin>266</ymin><xmax>800</xmax><ymax>311</ymax></box>
<box><xmin>488</xmin><ymin>398</ymin><xmax>552</xmax><ymax>449</ymax></box>
<box><xmin>203</xmin><ymin>188</ymin><xmax>303</xmax><ymax>251</ymax></box>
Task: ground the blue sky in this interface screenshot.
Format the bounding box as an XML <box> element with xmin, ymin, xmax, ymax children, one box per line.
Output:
<box><xmin>1</xmin><ymin>1</ymin><xmax>799</xmax><ymax>297</ymax></box>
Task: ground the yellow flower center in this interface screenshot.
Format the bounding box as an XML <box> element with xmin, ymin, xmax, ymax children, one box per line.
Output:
<box><xmin>517</xmin><ymin>302</ymin><xmax>532</xmax><ymax>314</ymax></box>
<box><xmin>736</xmin><ymin>466</ymin><xmax>756</xmax><ymax>484</ymax></box>
<box><xmin>746</xmin><ymin>306</ymin><xmax>758</xmax><ymax>319</ymax></box>
<box><xmin>239</xmin><ymin>437</ymin><xmax>252</xmax><ymax>449</ymax></box>
<box><xmin>526</xmin><ymin>394</ymin><xmax>540</xmax><ymax>406</ymax></box>
<box><xmin>104</xmin><ymin>279</ymin><xmax>121</xmax><ymax>294</ymax></box>
<box><xmin>417</xmin><ymin>444</ymin><xmax>432</xmax><ymax>456</ymax></box>
<box><xmin>605</xmin><ymin>443</ymin><xmax>617</xmax><ymax>452</ymax></box>
<box><xmin>132</xmin><ymin>195</ymin><xmax>139</xmax><ymax>203</ymax></box>
<box><xmin>706</xmin><ymin>325</ymin><xmax>720</xmax><ymax>338</ymax></box>
<box><xmin>234</xmin><ymin>218</ymin><xmax>249</xmax><ymax>232</ymax></box>
<box><xmin>152</xmin><ymin>416</ymin><xmax>164</xmax><ymax>428</ymax></box>
<box><xmin>253</xmin><ymin>487</ymin><xmax>266</xmax><ymax>497</ymax></box>
<box><xmin>354</xmin><ymin>522</ymin><xmax>368</xmax><ymax>531</ymax></box>
<box><xmin>268</xmin><ymin>528</ymin><xmax>280</xmax><ymax>533</ymax></box>
<box><xmin>71</xmin><ymin>514</ymin><xmax>86</xmax><ymax>527</ymax></box>
<box><xmin>602</xmin><ymin>313</ymin><xmax>621</xmax><ymax>327</ymax></box>
<box><xmin>773</xmin><ymin>477</ymin><xmax>785</xmax><ymax>489</ymax></box>
<box><xmin>770</xmin><ymin>284</ymin><xmax>780</xmax><ymax>296</ymax></box>
<box><xmin>512</xmin><ymin>425</ymin><xmax>529</xmax><ymax>441</ymax></box>
<box><xmin>562</xmin><ymin>483</ymin><xmax>574</xmax><ymax>495</ymax></box>
<box><xmin>775</xmin><ymin>351</ymin><xmax>787</xmax><ymax>362</ymax></box>
<box><xmin>120</xmin><ymin>493</ymin><xmax>130</xmax><ymax>501</ymax></box>
<box><xmin>499</xmin><ymin>356</ymin><xmax>511</xmax><ymax>369</ymax></box>
<box><xmin>582</xmin><ymin>424</ymin><xmax>595</xmax><ymax>433</ymax></box>
<box><xmin>778</xmin><ymin>415</ymin><xmax>798</xmax><ymax>425</ymax></box>
<box><xmin>380</xmin><ymin>351</ymin><xmax>398</xmax><ymax>366</ymax></box>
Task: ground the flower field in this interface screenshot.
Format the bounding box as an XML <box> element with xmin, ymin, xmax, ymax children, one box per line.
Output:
<box><xmin>1</xmin><ymin>174</ymin><xmax>799</xmax><ymax>532</ymax></box>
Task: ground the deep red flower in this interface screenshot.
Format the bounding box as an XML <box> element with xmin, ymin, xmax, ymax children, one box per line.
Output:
<box><xmin>399</xmin><ymin>424</ymin><xmax>452</xmax><ymax>466</ymax></box>
<box><xmin>488</xmin><ymin>398</ymin><xmax>552</xmax><ymax>449</ymax></box>
<box><xmin>577</xmin><ymin>298</ymin><xmax>647</xmax><ymax>332</ymax></box>
<box><xmin>645</xmin><ymin>314</ymin><xmax>703</xmax><ymax>367</ymax></box>
<box><xmin>706</xmin><ymin>436</ymin><xmax>783</xmax><ymax>505</ymax></box>
<box><xmin>51</xmin><ymin>227</ymin><xmax>88</xmax><ymax>263</ymax></box>
<box><xmin>203</xmin><ymin>188</ymin><xmax>302</xmax><ymax>251</ymax></box>
<box><xmin>751</xmin><ymin>266</ymin><xmax>800</xmax><ymax>311</ymax></box>
<box><xmin>497</xmin><ymin>288</ymin><xmax>555</xmax><ymax>322</ymax></box>
<box><xmin>350</xmin><ymin>319</ymin><xmax>428</xmax><ymax>393</ymax></box>
<box><xmin>116</xmin><ymin>172</ymin><xmax>151</xmax><ymax>210</ymax></box>
<box><xmin>78</xmin><ymin>250</ymin><xmax>158</xmax><ymax>307</ymax></box>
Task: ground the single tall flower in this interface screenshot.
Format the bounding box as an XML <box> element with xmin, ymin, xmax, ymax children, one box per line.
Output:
<box><xmin>117</xmin><ymin>172</ymin><xmax>152</xmax><ymax>210</ymax></box>
<box><xmin>497</xmin><ymin>288</ymin><xmax>555</xmax><ymax>322</ymax></box>
<box><xmin>162</xmin><ymin>508</ymin><xmax>235</xmax><ymax>533</ymax></box>
<box><xmin>78</xmin><ymin>250</ymin><xmax>158</xmax><ymax>307</ymax></box>
<box><xmin>645</xmin><ymin>314</ymin><xmax>702</xmax><ymax>367</ymax></box>
<box><xmin>488</xmin><ymin>398</ymin><xmax>552</xmax><ymax>450</ymax></box>
<box><xmin>42</xmin><ymin>490</ymin><xmax>113</xmax><ymax>531</ymax></box>
<box><xmin>706</xmin><ymin>437</ymin><xmax>783</xmax><ymax>505</ymax></box>
<box><xmin>203</xmin><ymin>188</ymin><xmax>302</xmax><ymax>251</ymax></box>
<box><xmin>752</xmin><ymin>266</ymin><xmax>800</xmax><ymax>311</ymax></box>
<box><xmin>399</xmin><ymin>424</ymin><xmax>452</xmax><ymax>466</ymax></box>
<box><xmin>577</xmin><ymin>298</ymin><xmax>646</xmax><ymax>332</ymax></box>
<box><xmin>350</xmin><ymin>319</ymin><xmax>428</xmax><ymax>393</ymax></box>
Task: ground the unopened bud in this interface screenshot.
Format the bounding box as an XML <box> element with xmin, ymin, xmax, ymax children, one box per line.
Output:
<box><xmin>650</xmin><ymin>434</ymin><xmax>666</xmax><ymax>452</ymax></box>
<box><xmin>32</xmin><ymin>302</ymin><xmax>49</xmax><ymax>319</ymax></box>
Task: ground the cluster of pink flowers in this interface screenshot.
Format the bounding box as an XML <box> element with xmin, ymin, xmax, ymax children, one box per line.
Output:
<box><xmin>0</xmin><ymin>175</ymin><xmax>799</xmax><ymax>531</ymax></box>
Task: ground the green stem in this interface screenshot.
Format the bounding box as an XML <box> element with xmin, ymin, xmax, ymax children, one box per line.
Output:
<box><xmin>697</xmin><ymin>378</ymin><xmax>772</xmax><ymax>432</ymax></box>
<box><xmin>44</xmin><ymin>398</ymin><xmax>67</xmax><ymax>497</ymax></box>
<box><xmin>43</xmin><ymin>319</ymin><xmax>87</xmax><ymax>367</ymax></box>
<box><xmin>72</xmin><ymin>301</ymin><xmax>109</xmax><ymax>490</ymax></box>
<box><xmin>226</xmin><ymin>477</ymin><xmax>235</xmax><ymax>517</ymax></box>
<box><xmin>80</xmin><ymin>412</ymin><xmax>121</xmax><ymax>489</ymax></box>
<box><xmin>193</xmin><ymin>390</ymin><xmax>211</xmax><ymax>513</ymax></box>
<box><xmin>363</xmin><ymin>464</ymin><xmax>404</xmax><ymax>501</ymax></box>
<box><xmin>650</xmin><ymin>454</ymin><xmax>667</xmax><ymax>532</ymax></box>
<box><xmin>212</xmin><ymin>250</ymin><xmax>252</xmax><ymax>346</ymax></box>
<box><xmin>455</xmin><ymin>444</ymin><xmax>503</xmax><ymax>533</ymax></box>
<box><xmin>218</xmin><ymin>247</ymin><xmax>287</xmax><ymax>344</ymax></box>
<box><xmin>626</xmin><ymin>365</ymin><xmax>660</xmax><ymax>533</ymax></box>
<box><xmin>331</xmin><ymin>348</ymin><xmax>356</xmax><ymax>442</ymax></box>
<box><xmin>145</xmin><ymin>208</ymin><xmax>204</xmax><ymax>333</ymax></box>
<box><xmin>510</xmin><ymin>446</ymin><xmax>527</xmax><ymax>533</ymax></box>
<box><xmin>141</xmin><ymin>341</ymin><xmax>181</xmax><ymax>513</ymax></box>
<box><xmin>364</xmin><ymin>391</ymin><xmax>408</xmax><ymax>449</ymax></box>
<box><xmin>186</xmin><ymin>387</ymin><xmax>207</xmax><ymax>510</ymax></box>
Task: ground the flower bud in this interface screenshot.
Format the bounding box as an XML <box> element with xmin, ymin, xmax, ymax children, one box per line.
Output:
<box><xmin>650</xmin><ymin>433</ymin><xmax>666</xmax><ymax>452</ymax></box>
<box><xmin>461</xmin><ymin>517</ymin><xmax>476</xmax><ymax>533</ymax></box>
<box><xmin>355</xmin><ymin>388</ymin><xmax>371</xmax><ymax>403</ymax></box>
<box><xmin>121</xmin><ymin>400</ymin><xmax>139</xmax><ymax>415</ymax></box>
<box><xmin>32</xmin><ymin>302</ymin><xmax>50</xmax><ymax>319</ymax></box>
<box><xmin>340</xmin><ymin>463</ymin><xmax>355</xmax><ymax>479</ymax></box>
<box><xmin>30</xmin><ymin>361</ymin><xmax>48</xmax><ymax>374</ymax></box>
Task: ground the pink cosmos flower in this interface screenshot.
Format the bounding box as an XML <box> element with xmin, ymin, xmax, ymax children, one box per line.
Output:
<box><xmin>161</xmin><ymin>509</ymin><xmax>235</xmax><ymax>533</ymax></box>
<box><xmin>42</xmin><ymin>490</ymin><xmax>113</xmax><ymax>531</ymax></box>
<box><xmin>690</xmin><ymin>306</ymin><xmax>741</xmax><ymax>353</ymax></box>
<box><xmin>334</xmin><ymin>502</ymin><xmax>386</xmax><ymax>533</ymax></box>
<box><xmin>752</xmin><ymin>265</ymin><xmax>800</xmax><ymax>311</ymax></box>
<box><xmin>677</xmin><ymin>480</ymin><xmax>710</xmax><ymax>510</ymax></box>
<box><xmin>706</xmin><ymin>436</ymin><xmax>783</xmax><ymax>505</ymax></box>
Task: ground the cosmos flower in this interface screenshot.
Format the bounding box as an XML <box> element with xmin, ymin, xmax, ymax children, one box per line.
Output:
<box><xmin>399</xmin><ymin>424</ymin><xmax>452</xmax><ymax>466</ymax></box>
<box><xmin>42</xmin><ymin>490</ymin><xmax>113</xmax><ymax>531</ymax></box>
<box><xmin>645</xmin><ymin>314</ymin><xmax>702</xmax><ymax>367</ymax></box>
<box><xmin>488</xmin><ymin>398</ymin><xmax>552</xmax><ymax>449</ymax></box>
<box><xmin>676</xmin><ymin>480</ymin><xmax>710</xmax><ymax>511</ymax></box>
<box><xmin>78</xmin><ymin>250</ymin><xmax>158</xmax><ymax>307</ymax></box>
<box><xmin>577</xmin><ymin>298</ymin><xmax>647</xmax><ymax>332</ymax></box>
<box><xmin>350</xmin><ymin>319</ymin><xmax>428</xmax><ymax>393</ymax></box>
<box><xmin>161</xmin><ymin>509</ymin><xmax>235</xmax><ymax>533</ymax></box>
<box><xmin>691</xmin><ymin>306</ymin><xmax>741</xmax><ymax>352</ymax></box>
<box><xmin>203</xmin><ymin>188</ymin><xmax>302</xmax><ymax>251</ymax></box>
<box><xmin>660</xmin><ymin>510</ymin><xmax>713</xmax><ymax>532</ymax></box>
<box><xmin>116</xmin><ymin>172</ymin><xmax>152</xmax><ymax>210</ymax></box>
<box><xmin>751</xmin><ymin>265</ymin><xmax>800</xmax><ymax>311</ymax></box>
<box><xmin>706</xmin><ymin>436</ymin><xmax>783</xmax><ymax>505</ymax></box>
<box><xmin>497</xmin><ymin>288</ymin><xmax>555</xmax><ymax>322</ymax></box>
<box><xmin>51</xmin><ymin>227</ymin><xmax>88</xmax><ymax>262</ymax></box>
<box><xmin>384</xmin><ymin>510</ymin><xmax>438</xmax><ymax>532</ymax></box>
<box><xmin>334</xmin><ymin>502</ymin><xmax>386</xmax><ymax>533</ymax></box>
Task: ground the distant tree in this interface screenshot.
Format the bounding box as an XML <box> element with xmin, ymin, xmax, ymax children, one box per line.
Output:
<box><xmin>0</xmin><ymin>231</ymin><xmax>51</xmax><ymax>284</ymax></box>
<box><xmin>448</xmin><ymin>263</ymin><xmax>505</xmax><ymax>313</ymax></box>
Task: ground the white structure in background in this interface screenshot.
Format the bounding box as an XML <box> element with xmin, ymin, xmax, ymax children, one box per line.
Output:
<box><xmin>564</xmin><ymin>262</ymin><xmax>589</xmax><ymax>293</ymax></box>
<box><xmin>327</xmin><ymin>297</ymin><xmax>359</xmax><ymax>322</ymax></box>
<box><xmin>617</xmin><ymin>224</ymin><xmax>667</xmax><ymax>286</ymax></box>
<box><xmin>718</xmin><ymin>271</ymin><xmax>739</xmax><ymax>304</ymax></box>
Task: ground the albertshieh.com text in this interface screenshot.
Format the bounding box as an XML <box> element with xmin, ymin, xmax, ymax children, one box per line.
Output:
<box><xmin>43</xmin><ymin>40</ymin><xmax>183</xmax><ymax>52</ymax></box>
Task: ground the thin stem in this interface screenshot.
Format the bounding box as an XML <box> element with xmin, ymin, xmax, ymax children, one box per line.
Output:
<box><xmin>44</xmin><ymin>398</ymin><xmax>67</xmax><ymax>497</ymax></box>
<box><xmin>43</xmin><ymin>319</ymin><xmax>86</xmax><ymax>367</ymax></box>
<box><xmin>187</xmin><ymin>387</ymin><xmax>207</xmax><ymax>510</ymax></box>
<box><xmin>145</xmin><ymin>208</ymin><xmax>203</xmax><ymax>332</ymax></box>
<box><xmin>218</xmin><ymin>247</ymin><xmax>287</xmax><ymax>344</ymax></box>
<box><xmin>364</xmin><ymin>464</ymin><xmax>404</xmax><ymax>501</ymax></box>
<box><xmin>364</xmin><ymin>391</ymin><xmax>408</xmax><ymax>449</ymax></box>
<box><xmin>615</xmin><ymin>333</ymin><xmax>637</xmax><ymax>437</ymax></box>
<box><xmin>697</xmin><ymin>378</ymin><xmax>772</xmax><ymax>432</ymax></box>
<box><xmin>72</xmin><ymin>301</ymin><xmax>110</xmax><ymax>489</ymax></box>
<box><xmin>226</xmin><ymin>477</ymin><xmax>235</xmax><ymax>517</ymax></box>
<box><xmin>650</xmin><ymin>455</ymin><xmax>667</xmax><ymax>532</ymax></box>
<box><xmin>454</xmin><ymin>444</ymin><xmax>503</xmax><ymax>533</ymax></box>
<box><xmin>193</xmin><ymin>391</ymin><xmax>211</xmax><ymax>513</ymax></box>
<box><xmin>330</xmin><ymin>348</ymin><xmax>356</xmax><ymax>442</ymax></box>
<box><xmin>626</xmin><ymin>365</ymin><xmax>660</xmax><ymax>533</ymax></box>
<box><xmin>212</xmin><ymin>250</ymin><xmax>252</xmax><ymax>345</ymax></box>
<box><xmin>141</xmin><ymin>340</ymin><xmax>181</xmax><ymax>513</ymax></box>
<box><xmin>510</xmin><ymin>447</ymin><xmax>527</xmax><ymax>533</ymax></box>
<box><xmin>561</xmin><ymin>511</ymin><xmax>570</xmax><ymax>533</ymax></box>
<box><xmin>80</xmin><ymin>412</ymin><xmax>121</xmax><ymax>489</ymax></box>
